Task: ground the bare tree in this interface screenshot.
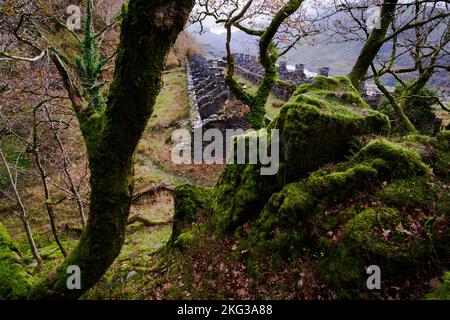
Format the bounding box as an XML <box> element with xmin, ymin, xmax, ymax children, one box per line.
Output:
<box><xmin>320</xmin><ymin>0</ymin><xmax>450</xmax><ymax>132</ymax></box>
<box><xmin>0</xmin><ymin>144</ymin><xmax>42</xmax><ymax>265</ymax></box>
<box><xmin>195</xmin><ymin>0</ymin><xmax>309</xmax><ymax>128</ymax></box>
<box><xmin>42</xmin><ymin>104</ymin><xmax>87</xmax><ymax>229</ymax></box>
<box><xmin>369</xmin><ymin>2</ymin><xmax>450</xmax><ymax>132</ymax></box>
<box><xmin>30</xmin><ymin>99</ymin><xmax>71</xmax><ymax>257</ymax></box>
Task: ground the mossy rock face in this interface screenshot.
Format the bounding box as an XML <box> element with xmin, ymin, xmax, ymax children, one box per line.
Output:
<box><xmin>210</xmin><ymin>164</ymin><xmax>270</xmax><ymax>233</ymax></box>
<box><xmin>316</xmin><ymin>244</ymin><xmax>365</xmax><ymax>298</ymax></box>
<box><xmin>378</xmin><ymin>178</ymin><xmax>442</xmax><ymax>210</ymax></box>
<box><xmin>245</xmin><ymin>137</ymin><xmax>444</xmax><ymax>249</ymax></box>
<box><xmin>307</xmin><ymin>163</ymin><xmax>378</xmax><ymax>201</ymax></box>
<box><xmin>246</xmin><ymin>182</ymin><xmax>314</xmax><ymax>258</ymax></box>
<box><xmin>398</xmin><ymin>131</ymin><xmax>450</xmax><ymax>182</ymax></box>
<box><xmin>210</xmin><ymin>76</ymin><xmax>389</xmax><ymax>234</ymax></box>
<box><xmin>351</xmin><ymin>139</ymin><xmax>429</xmax><ymax>180</ymax></box>
<box><xmin>271</xmin><ymin>76</ymin><xmax>389</xmax><ymax>185</ymax></box>
<box><xmin>345</xmin><ymin>207</ymin><xmax>430</xmax><ymax>261</ymax></box>
<box><xmin>205</xmin><ymin>77</ymin><xmax>449</xmax><ymax>297</ymax></box>
<box><xmin>171</xmin><ymin>184</ymin><xmax>210</xmax><ymax>243</ymax></box>
<box><xmin>437</xmin><ymin>130</ymin><xmax>450</xmax><ymax>148</ymax></box>
<box><xmin>233</xmin><ymin>136</ymin><xmax>450</xmax><ymax>297</ymax></box>
<box><xmin>0</xmin><ymin>223</ymin><xmax>32</xmax><ymax>299</ymax></box>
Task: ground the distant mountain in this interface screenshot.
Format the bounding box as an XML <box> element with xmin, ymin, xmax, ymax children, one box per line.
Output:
<box><xmin>194</xmin><ymin>30</ymin><xmax>363</xmax><ymax>76</ymax></box>
<box><xmin>192</xmin><ymin>30</ymin><xmax>258</xmax><ymax>58</ymax></box>
<box><xmin>284</xmin><ymin>41</ymin><xmax>363</xmax><ymax>76</ymax></box>
<box><xmin>193</xmin><ymin>28</ymin><xmax>362</xmax><ymax>74</ymax></box>
<box><xmin>192</xmin><ymin>23</ymin><xmax>448</xmax><ymax>93</ymax></box>
<box><xmin>192</xmin><ymin>3</ymin><xmax>450</xmax><ymax>91</ymax></box>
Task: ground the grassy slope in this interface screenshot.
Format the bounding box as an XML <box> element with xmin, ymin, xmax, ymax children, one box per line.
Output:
<box><xmin>135</xmin><ymin>67</ymin><xmax>223</xmax><ymax>188</ymax></box>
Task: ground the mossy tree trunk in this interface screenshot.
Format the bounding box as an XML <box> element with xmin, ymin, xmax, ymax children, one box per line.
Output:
<box><xmin>348</xmin><ymin>0</ymin><xmax>398</xmax><ymax>89</ymax></box>
<box><xmin>373</xmin><ymin>74</ymin><xmax>417</xmax><ymax>133</ymax></box>
<box><xmin>28</xmin><ymin>0</ymin><xmax>194</xmax><ymax>299</ymax></box>
<box><xmin>223</xmin><ymin>0</ymin><xmax>304</xmax><ymax>129</ymax></box>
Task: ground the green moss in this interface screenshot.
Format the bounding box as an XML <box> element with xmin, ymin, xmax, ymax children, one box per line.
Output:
<box><xmin>171</xmin><ymin>184</ymin><xmax>210</xmax><ymax>242</ymax></box>
<box><xmin>396</xmin><ymin>132</ymin><xmax>450</xmax><ymax>181</ymax></box>
<box><xmin>211</xmin><ymin>164</ymin><xmax>264</xmax><ymax>233</ymax></box>
<box><xmin>352</xmin><ymin>139</ymin><xmax>429</xmax><ymax>179</ymax></box>
<box><xmin>173</xmin><ymin>231</ymin><xmax>196</xmax><ymax>250</ymax></box>
<box><xmin>271</xmin><ymin>76</ymin><xmax>389</xmax><ymax>185</ymax></box>
<box><xmin>314</xmin><ymin>206</ymin><xmax>357</xmax><ymax>234</ymax></box>
<box><xmin>316</xmin><ymin>244</ymin><xmax>364</xmax><ymax>298</ymax></box>
<box><xmin>0</xmin><ymin>223</ymin><xmax>32</xmax><ymax>299</ymax></box>
<box><xmin>0</xmin><ymin>223</ymin><xmax>14</xmax><ymax>249</ymax></box>
<box><xmin>345</xmin><ymin>208</ymin><xmax>429</xmax><ymax>261</ymax></box>
<box><xmin>425</xmin><ymin>272</ymin><xmax>450</xmax><ymax>300</ymax></box>
<box><xmin>437</xmin><ymin>130</ymin><xmax>450</xmax><ymax>148</ymax></box>
<box><xmin>433</xmin><ymin>130</ymin><xmax>450</xmax><ymax>180</ymax></box>
<box><xmin>205</xmin><ymin>75</ymin><xmax>449</xmax><ymax>298</ymax></box>
<box><xmin>246</xmin><ymin>183</ymin><xmax>314</xmax><ymax>258</ymax></box>
<box><xmin>378</xmin><ymin>178</ymin><xmax>440</xmax><ymax>209</ymax></box>
<box><xmin>260</xmin><ymin>182</ymin><xmax>313</xmax><ymax>228</ymax></box>
<box><xmin>37</xmin><ymin>242</ymin><xmax>69</xmax><ymax>261</ymax></box>
<box><xmin>401</xmin><ymin>134</ymin><xmax>436</xmax><ymax>145</ymax></box>
<box><xmin>307</xmin><ymin>164</ymin><xmax>378</xmax><ymax>200</ymax></box>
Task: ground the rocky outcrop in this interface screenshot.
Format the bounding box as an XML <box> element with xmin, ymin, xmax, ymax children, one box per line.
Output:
<box><xmin>210</xmin><ymin>76</ymin><xmax>390</xmax><ymax>233</ymax></box>
<box><xmin>172</xmin><ymin>75</ymin><xmax>450</xmax><ymax>298</ymax></box>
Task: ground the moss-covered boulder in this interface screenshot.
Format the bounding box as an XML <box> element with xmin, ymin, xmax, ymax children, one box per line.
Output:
<box><xmin>316</xmin><ymin>244</ymin><xmax>365</xmax><ymax>297</ymax></box>
<box><xmin>182</xmin><ymin>76</ymin><xmax>449</xmax><ymax>298</ymax></box>
<box><xmin>378</xmin><ymin>178</ymin><xmax>445</xmax><ymax>211</ymax></box>
<box><xmin>239</xmin><ymin>137</ymin><xmax>449</xmax><ymax>297</ymax></box>
<box><xmin>246</xmin><ymin>182</ymin><xmax>315</xmax><ymax>258</ymax></box>
<box><xmin>351</xmin><ymin>139</ymin><xmax>429</xmax><ymax>179</ymax></box>
<box><xmin>210</xmin><ymin>164</ymin><xmax>269</xmax><ymax>233</ymax></box>
<box><xmin>307</xmin><ymin>163</ymin><xmax>378</xmax><ymax>201</ymax></box>
<box><xmin>434</xmin><ymin>131</ymin><xmax>450</xmax><ymax>180</ymax></box>
<box><xmin>345</xmin><ymin>207</ymin><xmax>430</xmax><ymax>261</ymax></box>
<box><xmin>170</xmin><ymin>184</ymin><xmax>210</xmax><ymax>245</ymax></box>
<box><xmin>0</xmin><ymin>223</ymin><xmax>32</xmax><ymax>299</ymax></box>
<box><xmin>271</xmin><ymin>76</ymin><xmax>389</xmax><ymax>185</ymax></box>
<box><xmin>210</xmin><ymin>76</ymin><xmax>390</xmax><ymax>233</ymax></box>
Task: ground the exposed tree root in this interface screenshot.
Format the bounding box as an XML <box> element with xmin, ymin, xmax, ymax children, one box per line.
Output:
<box><xmin>127</xmin><ymin>215</ymin><xmax>173</xmax><ymax>227</ymax></box>
<box><xmin>131</xmin><ymin>185</ymin><xmax>175</xmax><ymax>203</ymax></box>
